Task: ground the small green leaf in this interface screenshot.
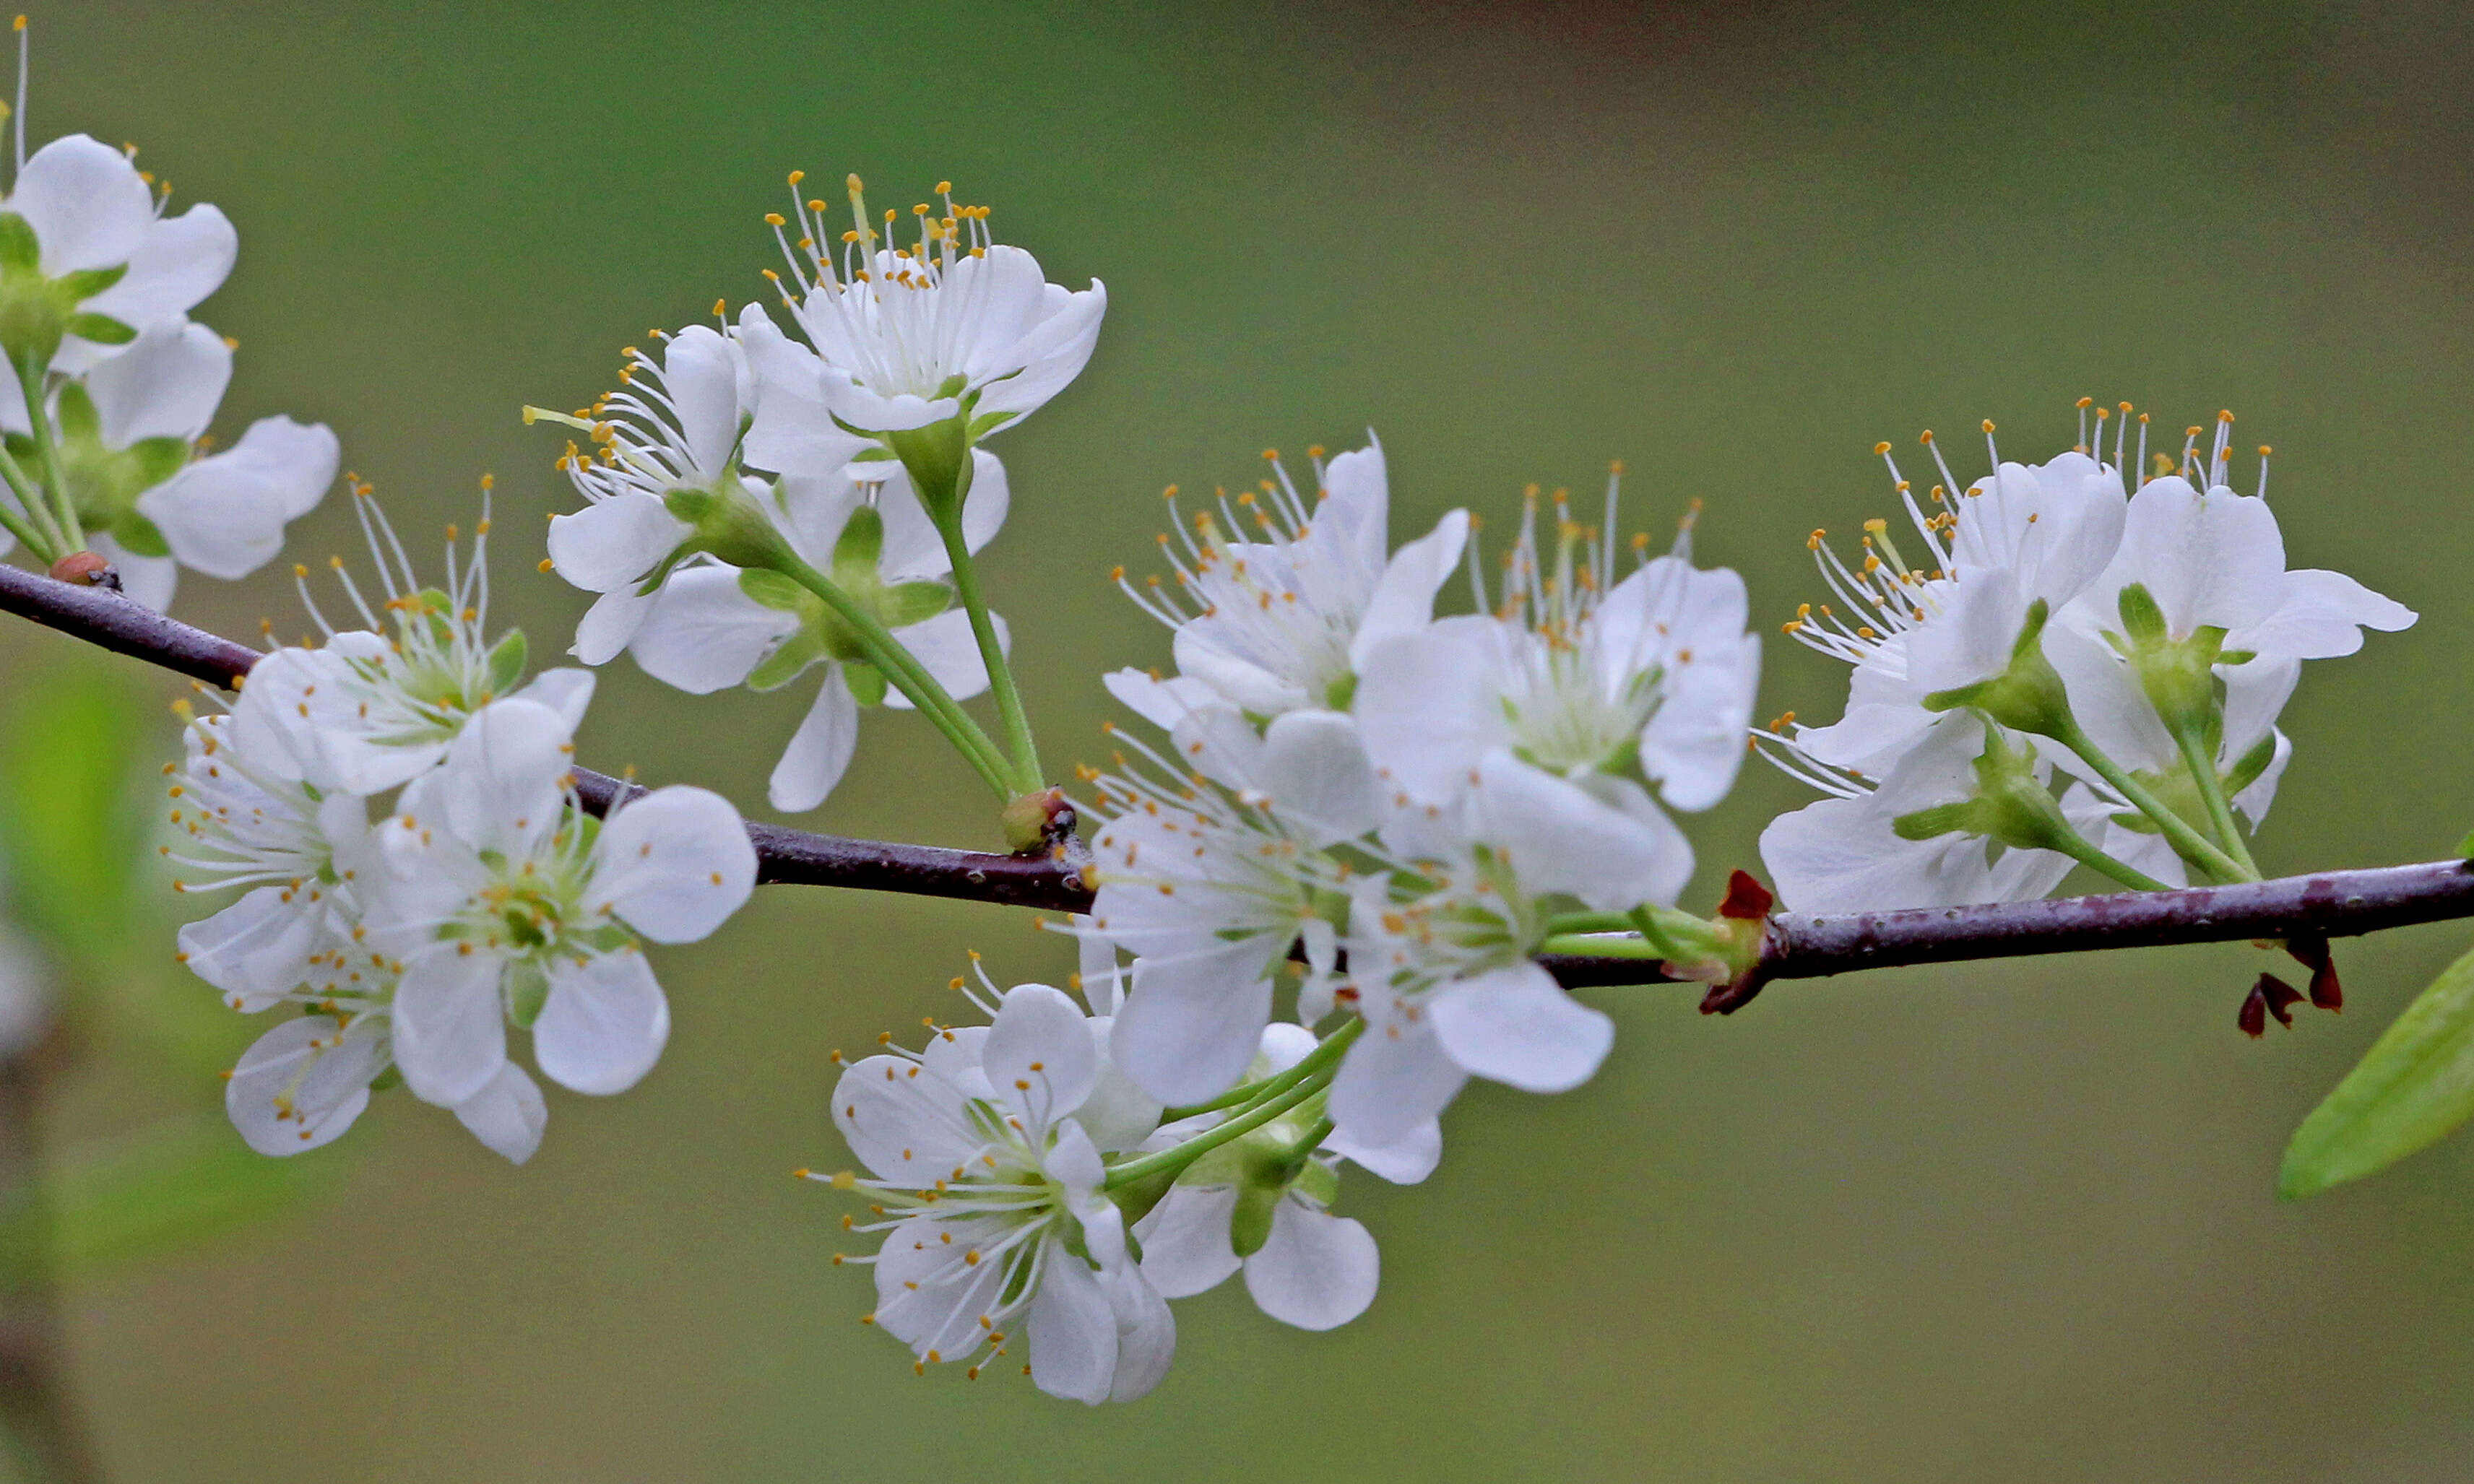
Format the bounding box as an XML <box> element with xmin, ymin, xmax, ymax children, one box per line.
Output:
<box><xmin>0</xmin><ymin>213</ymin><xmax>37</xmax><ymax>271</ymax></box>
<box><xmin>63</xmin><ymin>312</ymin><xmax>134</xmax><ymax>346</ymax></box>
<box><xmin>2281</xmin><ymin>941</ymin><xmax>2474</xmax><ymax>1198</ymax></box>
<box><xmin>876</xmin><ymin>579</ymin><xmax>952</xmax><ymax>630</ymax></box>
<box><xmin>737</xmin><ymin>567</ymin><xmax>809</xmax><ymax>612</ymax></box>
<box><xmin>484</xmin><ymin>629</ymin><xmax>529</xmax><ymax>698</ymax></box>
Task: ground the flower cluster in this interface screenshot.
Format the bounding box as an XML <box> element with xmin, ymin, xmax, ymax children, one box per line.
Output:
<box><xmin>0</xmin><ymin>73</ymin><xmax>336</xmax><ymax>607</ymax></box>
<box><xmin>84</xmin><ymin>116</ymin><xmax>2426</xmax><ymax>1411</ymax></box>
<box><xmin>170</xmin><ymin>493</ymin><xmax>756</xmax><ymax>1160</ymax></box>
<box><xmin>1758</xmin><ymin>406</ymin><xmax>2413</xmax><ymax>913</ymax></box>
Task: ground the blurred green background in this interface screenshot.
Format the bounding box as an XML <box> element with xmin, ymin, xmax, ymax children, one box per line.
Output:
<box><xmin>1</xmin><ymin>0</ymin><xmax>2470</xmax><ymax>1477</ymax></box>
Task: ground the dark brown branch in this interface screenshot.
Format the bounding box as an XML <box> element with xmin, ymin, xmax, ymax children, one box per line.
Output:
<box><xmin>8</xmin><ymin>561</ymin><xmax>2474</xmax><ymax>994</ymax></box>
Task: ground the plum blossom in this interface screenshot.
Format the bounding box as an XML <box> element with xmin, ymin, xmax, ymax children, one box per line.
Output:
<box><xmin>1079</xmin><ymin>706</ymin><xmax>1376</xmax><ymax>1106</ymax></box>
<box><xmin>621</xmin><ymin>452</ymin><xmax>1009</xmax><ymax>811</ymax></box>
<box><xmin>0</xmin><ymin>132</ymin><xmax>236</xmax><ymax>372</ymax></box>
<box><xmin>1783</xmin><ymin>426</ymin><xmax>2127</xmax><ymax>776</ymax></box>
<box><xmin>366</xmin><ymin>698</ymin><xmax>756</xmax><ymax>1113</ymax></box>
<box><xmin>538</xmin><ymin>325</ymin><xmax>795</xmax><ymax>663</ymax></box>
<box><xmin>753</xmin><ymin>175</ymin><xmax>1104</xmax><ymax>437</ymax></box>
<box><xmin>0</xmin><ymin>316</ymin><xmax>334</xmax><ymax>606</ymax></box>
<box><xmin>1328</xmin><ymin>751</ymin><xmax>1679</xmax><ymax>1147</ymax></box>
<box><xmin>1354</xmin><ymin>478</ymin><xmax>1757</xmax><ymax>875</ymax></box>
<box><xmin>1109</xmin><ymin>438</ymin><xmax>1470</xmax><ymax>723</ymax></box>
<box><xmin>816</xmin><ymin>981</ymin><xmax>1172</xmax><ymax>1404</ymax></box>
<box><xmin>1133</xmin><ymin>1023</ymin><xmax>1396</xmax><ymax>1332</ymax></box>
<box><xmin>234</xmin><ymin>488</ymin><xmax>591</xmax><ymax>794</ymax></box>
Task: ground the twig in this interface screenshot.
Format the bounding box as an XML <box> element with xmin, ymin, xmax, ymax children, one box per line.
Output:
<box><xmin>7</xmin><ymin>561</ymin><xmax>2473</xmax><ymax>995</ymax></box>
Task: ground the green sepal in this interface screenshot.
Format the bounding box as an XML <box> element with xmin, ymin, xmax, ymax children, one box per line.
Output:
<box><xmin>53</xmin><ymin>380</ymin><xmax>100</xmax><ymax>441</ymax></box>
<box><xmin>108</xmin><ymin>510</ymin><xmax>169</xmax><ymax>559</ymax></box>
<box><xmin>745</xmin><ymin>630</ymin><xmax>824</xmax><ymax>692</ymax></box>
<box><xmin>877</xmin><ymin>580</ymin><xmax>952</xmax><ymax>630</ymax></box>
<box><xmin>1921</xmin><ymin>599</ymin><xmax>2075</xmax><ymax>739</ymax></box>
<box><xmin>1228</xmin><ymin>1179</ymin><xmax>1282</xmax><ymax>1259</ymax></box>
<box><xmin>54</xmin><ymin>262</ymin><xmax>129</xmax><ymax>302</ymax></box>
<box><xmin>2223</xmin><ymin>729</ymin><xmax>2280</xmax><ymax>798</ymax></box>
<box><xmin>737</xmin><ymin>567</ymin><xmax>810</xmax><ymax>612</ymax></box>
<box><xmin>1292</xmin><ymin>1158</ymin><xmax>1340</xmax><ymax>1208</ymax></box>
<box><xmin>1104</xmin><ymin>1163</ymin><xmax>1180</xmax><ymax>1230</ymax></box>
<box><xmin>127</xmin><ymin>435</ymin><xmax>193</xmax><ymax>487</ymax></box>
<box><xmin>368</xmin><ymin>1064</ymin><xmax>403</xmax><ymax>1094</ymax></box>
<box><xmin>503</xmin><ymin>960</ymin><xmax>551</xmax><ymax>1029</ymax></box>
<box><xmin>0</xmin><ymin>213</ymin><xmax>37</xmax><ymax>271</ymax></box>
<box><xmin>63</xmin><ymin>312</ymin><xmax>135</xmax><ymax>346</ymax></box>
<box><xmin>484</xmin><ymin>630</ymin><xmax>529</xmax><ymax>698</ymax></box>
<box><xmin>831</xmin><ymin>504</ymin><xmax>885</xmax><ymax>589</ymax></box>
<box><xmin>844</xmin><ymin>660</ymin><xmax>888</xmax><ymax>707</ymax></box>
<box><xmin>2281</xmin><ymin>941</ymin><xmax>2474</xmax><ymax>1197</ymax></box>
<box><xmin>2116</xmin><ymin>582</ymin><xmax>2168</xmax><ymax>643</ymax></box>
<box><xmin>966</xmin><ymin>409</ymin><xmax>1018</xmax><ymax>440</ymax></box>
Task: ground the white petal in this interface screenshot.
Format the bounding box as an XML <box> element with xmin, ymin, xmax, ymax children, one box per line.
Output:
<box><xmin>1347</xmin><ymin>508</ymin><xmax>1471</xmax><ymax>670</ymax></box>
<box><xmin>831</xmin><ymin>1055</ymin><xmax>984</xmax><ymax>1181</ymax></box>
<box><xmin>546</xmin><ymin>492</ymin><xmax>690</xmax><ymax>593</ymax></box>
<box><xmin>1253</xmin><ymin>709</ymin><xmax>1380</xmax><ymax>845</ymax></box>
<box><xmin>1102</xmin><ymin>1263</ymin><xmax>1177</xmax><ymax>1403</ymax></box>
<box><xmin>768</xmin><ymin>667</ymin><xmax>860</xmax><ymax>812</ymax></box>
<box><xmin>1327</xmin><ymin>1017</ymin><xmax>1466</xmax><ymax>1149</ymax></box>
<box><xmin>452</xmin><ymin>1062</ymin><xmax>550</xmax><ymax>1163</ymax></box>
<box><xmin>1102</xmin><ymin>669</ymin><xmax>1224</xmax><ymax>732</ymax></box>
<box><xmin>79</xmin><ymin>204</ymin><xmax>236</xmax><ymax>326</ymax></box>
<box><xmin>659</xmin><ymin>326</ymin><xmax>745</xmax><ymax>475</ymax></box>
<box><xmin>1428</xmin><ymin>962</ymin><xmax>1614</xmax><ymax>1093</ymax></box>
<box><xmin>417</xmin><ymin>698</ymin><xmax>571</xmax><ymax>858</ymax></box>
<box><xmin>224</xmin><ymin>1015</ymin><xmax>377</xmax><ymax>1155</ymax></box>
<box><xmin>1110</xmin><ymin>938</ymin><xmax>1277</xmax><ymax>1106</ymax></box>
<box><xmin>2111</xmin><ymin>480</ymin><xmax>2285</xmax><ymax>635</ymax></box>
<box><xmin>532</xmin><ymin>950</ymin><xmax>670</xmax><ymax>1095</ymax></box>
<box><xmin>1027</xmin><ymin>1246</ymin><xmax>1118</xmax><ymax>1406</ymax></box>
<box><xmin>84</xmin><ymin>320</ymin><xmax>230</xmax><ymax>446</ymax></box>
<box><xmin>884</xmin><ymin>607</ymin><xmax>1003</xmax><ymax>707</ymax></box>
<box><xmin>176</xmin><ymin>885</ymin><xmax>319</xmax><ymax>1010</ymax></box>
<box><xmin>1325</xmin><ymin>1117</ymin><xmax>1443</xmax><ymax>1186</ymax></box>
<box><xmin>2227</xmin><ymin>568</ymin><xmax>2418</xmax><ymax>662</ymax></box>
<box><xmin>1133</xmin><ymin>1184</ymin><xmax>1242</xmax><ymax>1298</ymax></box>
<box><xmin>1474</xmin><ymin>755</ymin><xmax>1693</xmax><ymax>911</ymax></box>
<box><xmin>391</xmin><ymin>947</ymin><xmax>509</xmax><ymax>1107</ymax></box>
<box><xmin>11</xmin><ymin>134</ymin><xmax>152</xmax><ymax>273</ymax></box>
<box><xmin>1245</xmin><ymin>1202</ymin><xmax>1378</xmax><ymax>1331</ymax></box>
<box><xmin>136</xmin><ymin>417</ymin><xmax>339</xmax><ymax>579</ymax></box>
<box><xmin>985</xmin><ymin>982</ymin><xmax>1101</xmax><ymax>1129</ymax></box>
<box><xmin>587</xmin><ymin>785</ymin><xmax>756</xmax><ymax>943</ymax></box>
<box><xmin>572</xmin><ymin>586</ymin><xmax>656</xmax><ymax>666</ymax></box>
<box><xmin>1351</xmin><ymin>616</ymin><xmax>1515</xmax><ymax>801</ymax></box>
<box><xmin>628</xmin><ymin>565</ymin><xmax>794</xmax><ymax>694</ymax></box>
<box><xmin>1640</xmin><ymin>631</ymin><xmax>1762</xmax><ymax>812</ymax></box>
<box><xmin>870</xmin><ymin>1213</ymin><xmax>1011</xmax><ymax>1361</ymax></box>
<box><xmin>1074</xmin><ymin>1017</ymin><xmax>1162</xmax><ymax>1153</ymax></box>
<box><xmin>510</xmin><ymin>667</ymin><xmax>597</xmax><ymax>734</ymax></box>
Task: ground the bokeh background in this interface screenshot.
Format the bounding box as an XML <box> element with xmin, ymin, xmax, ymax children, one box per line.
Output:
<box><xmin>0</xmin><ymin>0</ymin><xmax>2469</xmax><ymax>1478</ymax></box>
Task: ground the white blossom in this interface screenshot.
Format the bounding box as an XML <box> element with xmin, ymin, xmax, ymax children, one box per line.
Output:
<box><xmin>818</xmin><ymin>981</ymin><xmax>1172</xmax><ymax>1403</ymax></box>
<box><xmin>754</xmin><ymin>176</ymin><xmax>1104</xmax><ymax>437</ymax></box>
<box><xmin>235</xmin><ymin>490</ymin><xmax>592</xmax><ymax>794</ymax></box>
<box><xmin>366</xmin><ymin>698</ymin><xmax>756</xmax><ymax>1111</ymax></box>
<box><xmin>0</xmin><ymin>132</ymin><xmax>236</xmax><ymax>372</ymax></box>
<box><xmin>1133</xmin><ymin>1023</ymin><xmax>1394</xmax><ymax>1332</ymax></box>
<box><xmin>1080</xmin><ymin>706</ymin><xmax>1376</xmax><ymax>1106</ymax></box>
<box><xmin>1109</xmin><ymin>438</ymin><xmax>1469</xmax><ymax>723</ymax></box>
<box><xmin>621</xmin><ymin>452</ymin><xmax>1010</xmax><ymax>811</ymax></box>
